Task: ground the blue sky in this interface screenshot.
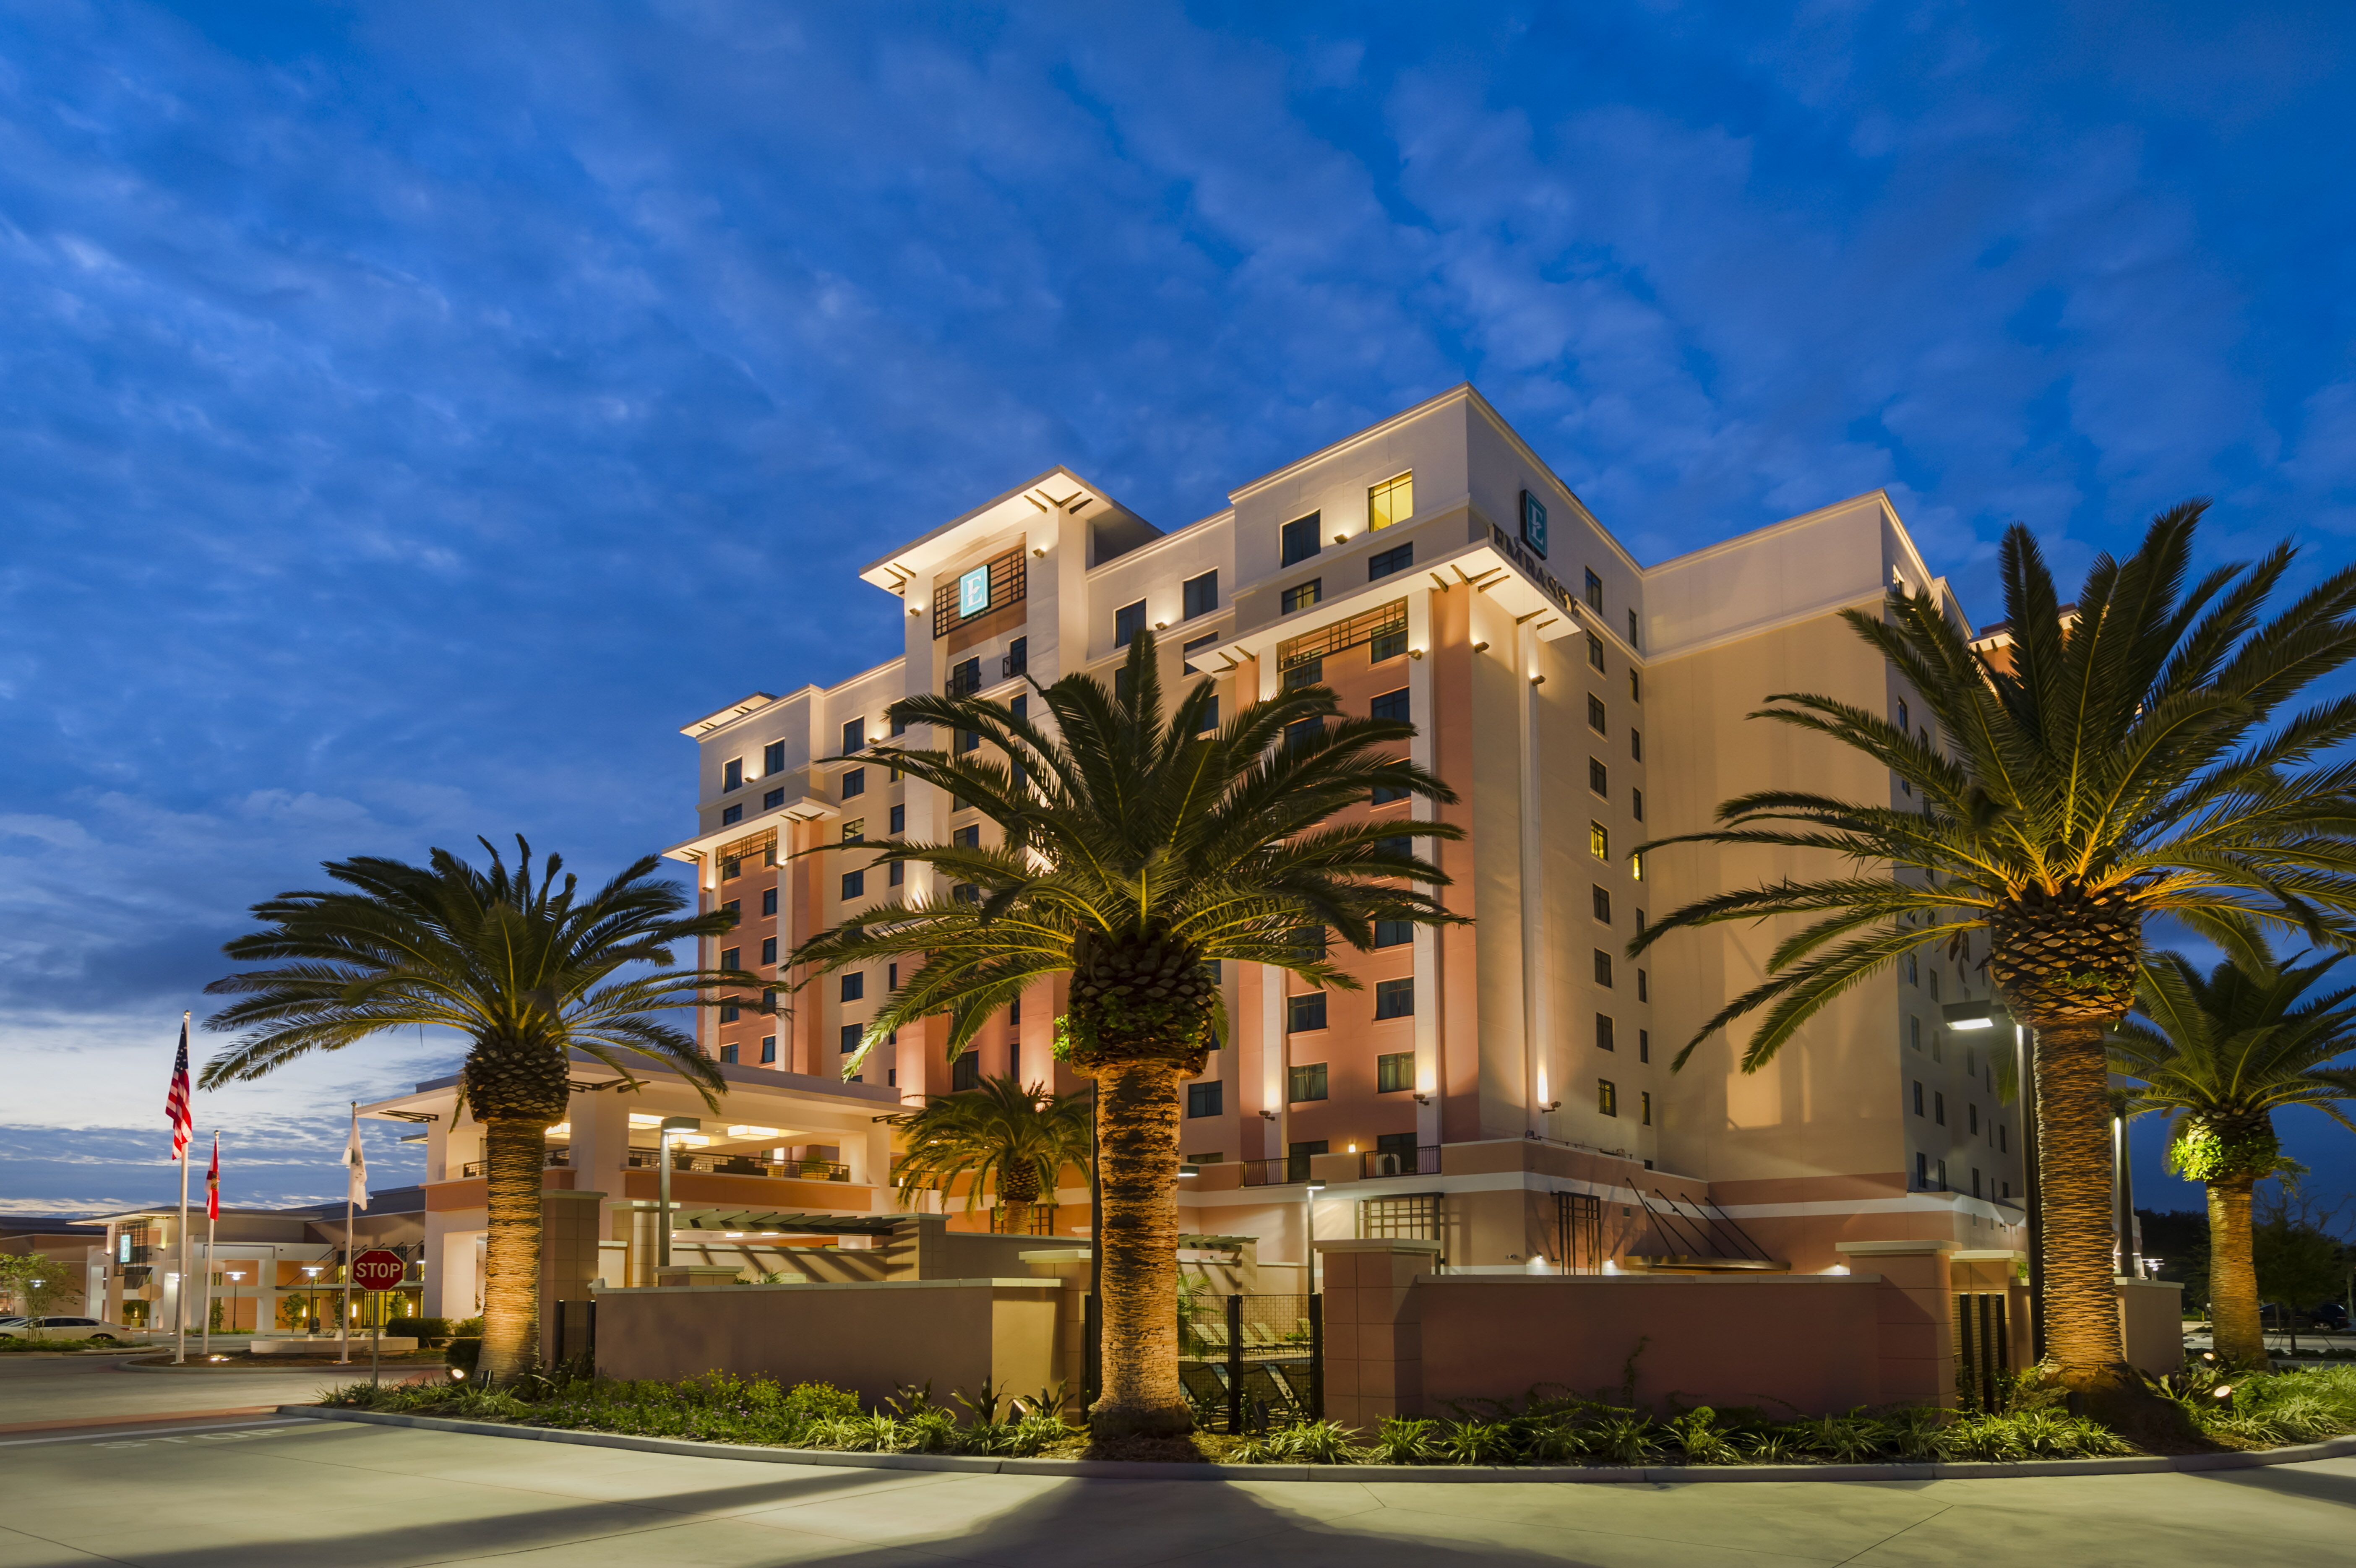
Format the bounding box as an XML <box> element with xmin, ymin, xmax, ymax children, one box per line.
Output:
<box><xmin>3</xmin><ymin>2</ymin><xmax>2355</xmax><ymax>1217</ymax></box>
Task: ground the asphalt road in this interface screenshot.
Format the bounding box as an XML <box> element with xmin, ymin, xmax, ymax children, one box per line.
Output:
<box><xmin>0</xmin><ymin>1351</ymin><xmax>365</xmax><ymax>1431</ymax></box>
<box><xmin>1</xmin><ymin>1418</ymin><xmax>2353</xmax><ymax>1567</ymax></box>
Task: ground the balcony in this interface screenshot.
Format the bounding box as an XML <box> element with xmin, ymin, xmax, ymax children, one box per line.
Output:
<box><xmin>458</xmin><ymin>1148</ymin><xmax>571</xmax><ymax>1179</ymax></box>
<box><xmin>1361</xmin><ymin>1146</ymin><xmax>1442</xmax><ymax>1180</ymax></box>
<box><xmin>1001</xmin><ymin>643</ymin><xmax>1027</xmax><ymax>680</ymax></box>
<box><xmin>624</xmin><ymin>1151</ymin><xmax>853</xmax><ymax>1182</ymax></box>
<box><xmin>946</xmin><ymin>661</ymin><xmax>984</xmax><ymax>699</ymax></box>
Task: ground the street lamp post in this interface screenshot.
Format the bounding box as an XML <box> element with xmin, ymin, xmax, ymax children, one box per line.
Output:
<box><xmin>1947</xmin><ymin>999</ymin><xmax>2043</xmax><ymax>1358</ymax></box>
<box><xmin>1303</xmin><ymin>1179</ymin><xmax>1327</xmax><ymax>1293</ymax></box>
<box><xmin>26</xmin><ymin>1281</ymin><xmax>41</xmax><ymax>1342</ymax></box>
<box><xmin>301</xmin><ymin>1264</ymin><xmax>323</xmax><ymax>1334</ymax></box>
<box><xmin>656</xmin><ymin>1117</ymin><xmax>701</xmax><ymax>1272</ymax></box>
<box><xmin>226</xmin><ymin>1270</ymin><xmax>245</xmax><ymax>1337</ymax></box>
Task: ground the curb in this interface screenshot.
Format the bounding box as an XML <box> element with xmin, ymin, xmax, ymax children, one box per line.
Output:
<box><xmin>279</xmin><ymin>1407</ymin><xmax>2356</xmax><ymax>1483</ymax></box>
<box><xmin>122</xmin><ymin>1356</ymin><xmax>444</xmax><ymax>1374</ymax></box>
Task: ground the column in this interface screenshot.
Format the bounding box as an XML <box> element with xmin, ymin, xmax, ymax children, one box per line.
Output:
<box><xmin>1835</xmin><ymin>1239</ymin><xmax>1958</xmax><ymax>1407</ymax></box>
<box><xmin>1313</xmin><ymin>1237</ymin><xmax>1441</xmax><ymax>1430</ymax></box>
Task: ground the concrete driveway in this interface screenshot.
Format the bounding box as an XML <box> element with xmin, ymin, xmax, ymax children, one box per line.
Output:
<box><xmin>2</xmin><ymin>1417</ymin><xmax>2353</xmax><ymax>1567</ymax></box>
<box><xmin>0</xmin><ymin>1350</ymin><xmax>362</xmax><ymax>1431</ymax></box>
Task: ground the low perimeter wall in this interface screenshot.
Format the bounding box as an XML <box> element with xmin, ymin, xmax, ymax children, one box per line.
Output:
<box><xmin>595</xmin><ymin>1278</ymin><xmax>1063</xmax><ymax>1409</ymax></box>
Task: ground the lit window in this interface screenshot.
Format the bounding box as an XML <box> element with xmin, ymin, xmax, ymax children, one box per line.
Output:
<box><xmin>1368</xmin><ymin>471</ymin><xmax>1413</xmax><ymax>529</ymax></box>
<box><xmin>1598</xmin><ymin>1079</ymin><xmax>1618</xmax><ymax>1116</ymax></box>
<box><xmin>1282</xmin><ymin>579</ymin><xmax>1322</xmax><ymax>614</ymax></box>
<box><xmin>1590</xmin><ymin>821</ymin><xmax>1609</xmax><ymax>861</ymax></box>
<box><xmin>1629</xmin><ymin>851</ymin><xmax>1645</xmax><ymax>883</ymax></box>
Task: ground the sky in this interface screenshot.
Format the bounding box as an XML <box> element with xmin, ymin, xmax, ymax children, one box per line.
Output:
<box><xmin>3</xmin><ymin>2</ymin><xmax>2356</xmax><ymax>1218</ymax></box>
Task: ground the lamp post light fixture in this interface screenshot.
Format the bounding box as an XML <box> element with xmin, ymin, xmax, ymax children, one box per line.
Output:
<box><xmin>26</xmin><ymin>1281</ymin><xmax>41</xmax><ymax>1342</ymax></box>
<box><xmin>1303</xmin><ymin>1177</ymin><xmax>1327</xmax><ymax>1292</ymax></box>
<box><xmin>302</xmin><ymin>1264</ymin><xmax>323</xmax><ymax>1334</ymax></box>
<box><xmin>657</xmin><ymin>1117</ymin><xmax>701</xmax><ymax>1271</ymax></box>
<box><xmin>226</xmin><ymin>1271</ymin><xmax>245</xmax><ymax>1336</ymax></box>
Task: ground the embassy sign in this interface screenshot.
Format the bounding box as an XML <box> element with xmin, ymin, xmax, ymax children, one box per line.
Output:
<box><xmin>1487</xmin><ymin>520</ymin><xmax>1579</xmax><ymax>624</ymax></box>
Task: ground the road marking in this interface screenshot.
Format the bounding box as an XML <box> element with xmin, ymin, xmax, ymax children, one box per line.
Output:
<box><xmin>0</xmin><ymin>1417</ymin><xmax>316</xmax><ymax>1449</ymax></box>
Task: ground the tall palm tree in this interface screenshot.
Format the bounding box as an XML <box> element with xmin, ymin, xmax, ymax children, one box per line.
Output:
<box><xmin>1631</xmin><ymin>504</ymin><xmax>2356</xmax><ymax>1428</ymax></box>
<box><xmin>198</xmin><ymin>837</ymin><xmax>760</xmax><ymax>1383</ymax></box>
<box><xmin>886</xmin><ymin>1074</ymin><xmax>1093</xmax><ymax>1235</ymax></box>
<box><xmin>788</xmin><ymin>630</ymin><xmax>1461</xmax><ymax>1443</ymax></box>
<box><xmin>2109</xmin><ymin>947</ymin><xmax>2356</xmax><ymax>1369</ymax></box>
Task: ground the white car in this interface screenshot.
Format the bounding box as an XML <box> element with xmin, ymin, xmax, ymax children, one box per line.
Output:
<box><xmin>0</xmin><ymin>1315</ymin><xmax>142</xmax><ymax>1343</ymax></box>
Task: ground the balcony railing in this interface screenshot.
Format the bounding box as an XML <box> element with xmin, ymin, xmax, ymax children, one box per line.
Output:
<box><xmin>946</xmin><ymin>662</ymin><xmax>984</xmax><ymax>698</ymax></box>
<box><xmin>1360</xmin><ymin>1146</ymin><xmax>1442</xmax><ymax>1180</ymax></box>
<box><xmin>459</xmin><ymin>1148</ymin><xmax>571</xmax><ymax>1179</ymax></box>
<box><xmin>623</xmin><ymin>1151</ymin><xmax>854</xmax><ymax>1182</ymax></box>
<box><xmin>1001</xmin><ymin>646</ymin><xmax>1028</xmax><ymax>680</ymax></box>
<box><xmin>1239</xmin><ymin>1156</ymin><xmax>1313</xmax><ymax>1187</ymax></box>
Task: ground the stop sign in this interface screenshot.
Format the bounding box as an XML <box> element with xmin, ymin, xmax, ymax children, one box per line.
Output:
<box><xmin>351</xmin><ymin>1248</ymin><xmax>406</xmax><ymax>1291</ymax></box>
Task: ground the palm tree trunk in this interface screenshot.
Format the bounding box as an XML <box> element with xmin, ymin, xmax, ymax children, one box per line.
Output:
<box><xmin>997</xmin><ymin>1167</ymin><xmax>1041</xmax><ymax>1237</ymax></box>
<box><xmin>1088</xmin><ymin>1058</ymin><xmax>1190</xmax><ymax>1440</ymax></box>
<box><xmin>479</xmin><ymin>1117</ymin><xmax>545</xmax><ymax>1383</ymax></box>
<box><xmin>2205</xmin><ymin>1176</ymin><xmax>2266</xmax><ymax>1370</ymax></box>
<box><xmin>2032</xmin><ymin>1021</ymin><xmax>2136</xmax><ymax>1387</ymax></box>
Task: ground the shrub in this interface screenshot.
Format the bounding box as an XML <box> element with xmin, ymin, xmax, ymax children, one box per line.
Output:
<box><xmin>444</xmin><ymin>1338</ymin><xmax>482</xmax><ymax>1377</ymax></box>
<box><xmin>1370</xmin><ymin>1416</ymin><xmax>1435</xmax><ymax>1464</ymax></box>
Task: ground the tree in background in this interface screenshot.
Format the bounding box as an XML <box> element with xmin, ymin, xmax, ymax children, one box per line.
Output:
<box><xmin>199</xmin><ymin>838</ymin><xmax>758</xmax><ymax>1383</ymax></box>
<box><xmin>2253</xmin><ymin>1181</ymin><xmax>2353</xmax><ymax>1340</ymax></box>
<box><xmin>1633</xmin><ymin>505</ymin><xmax>2356</xmax><ymax>1433</ymax></box>
<box><xmin>886</xmin><ymin>1075</ymin><xmax>1093</xmax><ymax>1235</ymax></box>
<box><xmin>789</xmin><ymin>631</ymin><xmax>1462</xmax><ymax>1445</ymax></box>
<box><xmin>2109</xmin><ymin>947</ymin><xmax>2356</xmax><ymax>1367</ymax></box>
<box><xmin>0</xmin><ymin>1254</ymin><xmax>80</xmax><ymax>1328</ymax></box>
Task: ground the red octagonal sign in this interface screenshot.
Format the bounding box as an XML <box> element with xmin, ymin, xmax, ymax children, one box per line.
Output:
<box><xmin>351</xmin><ymin>1248</ymin><xmax>406</xmax><ymax>1291</ymax></box>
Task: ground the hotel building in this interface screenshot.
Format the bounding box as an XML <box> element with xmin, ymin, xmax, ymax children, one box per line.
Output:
<box><xmin>629</xmin><ymin>384</ymin><xmax>2027</xmax><ymax>1281</ymax></box>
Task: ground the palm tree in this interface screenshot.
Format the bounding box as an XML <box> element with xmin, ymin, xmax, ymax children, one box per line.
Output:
<box><xmin>886</xmin><ymin>1074</ymin><xmax>1093</xmax><ymax>1235</ymax></box>
<box><xmin>198</xmin><ymin>837</ymin><xmax>761</xmax><ymax>1382</ymax></box>
<box><xmin>787</xmin><ymin>630</ymin><xmax>1461</xmax><ymax>1442</ymax></box>
<box><xmin>1630</xmin><ymin>504</ymin><xmax>2356</xmax><ymax>1428</ymax></box>
<box><xmin>2108</xmin><ymin>947</ymin><xmax>2356</xmax><ymax>1369</ymax></box>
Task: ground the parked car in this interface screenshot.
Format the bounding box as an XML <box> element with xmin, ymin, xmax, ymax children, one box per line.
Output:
<box><xmin>0</xmin><ymin>1316</ymin><xmax>141</xmax><ymax>1343</ymax></box>
<box><xmin>2309</xmin><ymin>1302</ymin><xmax>2351</xmax><ymax>1332</ymax></box>
<box><xmin>2257</xmin><ymin>1302</ymin><xmax>2349</xmax><ymax>1332</ymax></box>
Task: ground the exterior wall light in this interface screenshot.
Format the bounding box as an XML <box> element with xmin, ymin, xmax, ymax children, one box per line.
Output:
<box><xmin>1942</xmin><ymin>1001</ymin><xmax>2008</xmax><ymax>1030</ymax></box>
<box><xmin>1530</xmin><ymin>674</ymin><xmax>1545</xmax><ymax>685</ymax></box>
<box><xmin>1408</xmin><ymin>648</ymin><xmax>1424</xmax><ymax>659</ymax></box>
<box><xmin>1472</xmin><ymin>641</ymin><xmax>1490</xmax><ymax>652</ymax></box>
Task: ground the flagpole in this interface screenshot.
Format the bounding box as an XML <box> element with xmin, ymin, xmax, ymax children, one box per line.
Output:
<box><xmin>174</xmin><ymin>1011</ymin><xmax>192</xmax><ymax>1367</ymax></box>
<box><xmin>199</xmin><ymin>1133</ymin><xmax>219</xmax><ymax>1357</ymax></box>
<box><xmin>340</xmin><ymin>1101</ymin><xmax>355</xmax><ymax>1365</ymax></box>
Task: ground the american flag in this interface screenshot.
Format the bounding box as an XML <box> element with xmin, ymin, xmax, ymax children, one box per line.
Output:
<box><xmin>206</xmin><ymin>1133</ymin><xmax>221</xmax><ymax>1221</ymax></box>
<box><xmin>166</xmin><ymin>1015</ymin><xmax>193</xmax><ymax>1161</ymax></box>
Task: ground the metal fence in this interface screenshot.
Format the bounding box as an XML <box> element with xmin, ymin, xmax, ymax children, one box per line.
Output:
<box><xmin>1953</xmin><ymin>1290</ymin><xmax>2011</xmax><ymax>1412</ymax></box>
<box><xmin>550</xmin><ymin>1298</ymin><xmax>598</xmax><ymax>1370</ymax></box>
<box><xmin>1178</xmin><ymin>1293</ymin><xmax>1322</xmax><ymax>1434</ymax></box>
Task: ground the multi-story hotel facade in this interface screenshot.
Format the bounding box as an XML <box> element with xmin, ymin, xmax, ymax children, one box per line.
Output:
<box><xmin>648</xmin><ymin>383</ymin><xmax>2025</xmax><ymax>1279</ymax></box>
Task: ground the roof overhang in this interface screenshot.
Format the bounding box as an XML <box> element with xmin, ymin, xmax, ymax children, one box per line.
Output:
<box><xmin>857</xmin><ymin>468</ymin><xmax>1115</xmax><ymax>596</ymax></box>
<box><xmin>661</xmin><ymin>799</ymin><xmax>840</xmax><ymax>866</ymax></box>
<box><xmin>680</xmin><ymin>692</ymin><xmax>779</xmax><ymax>739</ymax></box>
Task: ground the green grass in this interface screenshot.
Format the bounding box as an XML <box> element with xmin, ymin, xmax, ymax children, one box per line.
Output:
<box><xmin>315</xmin><ymin>1361</ymin><xmax>2356</xmax><ymax>1467</ymax></box>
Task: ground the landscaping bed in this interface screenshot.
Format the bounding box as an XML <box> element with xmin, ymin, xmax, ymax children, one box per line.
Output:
<box><xmin>314</xmin><ymin>1362</ymin><xmax>2356</xmax><ymax>1467</ymax></box>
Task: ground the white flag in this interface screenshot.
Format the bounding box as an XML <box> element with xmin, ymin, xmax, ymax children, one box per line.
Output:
<box><xmin>344</xmin><ymin>1106</ymin><xmax>369</xmax><ymax>1211</ymax></box>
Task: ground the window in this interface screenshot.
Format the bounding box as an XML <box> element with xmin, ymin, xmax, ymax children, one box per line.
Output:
<box><xmin>1971</xmin><ymin>1167</ymin><xmax>1982</xmax><ymax>1198</ymax></box>
<box><xmin>1377</xmin><ymin>1052</ymin><xmax>1414</xmax><ymax>1093</ymax></box>
<box><xmin>1638</xmin><ymin>1030</ymin><xmax>1650</xmax><ymax>1063</ymax></box>
<box><xmin>1937</xmin><ymin>1159</ymin><xmax>1948</xmax><ymax>1190</ymax></box>
<box><xmin>956</xmin><ymin>727</ymin><xmax>981</xmax><ymax>754</ymax></box>
<box><xmin>1914</xmin><ymin>1151</ymin><xmax>1929</xmax><ymax>1189</ymax></box>
<box><xmin>1003</xmin><ymin>636</ymin><xmax>1027</xmax><ymax>678</ymax></box>
<box><xmin>1379</xmin><ymin>833</ymin><xmax>1412</xmax><ymax>861</ymax></box>
<box><xmin>1628</xmin><ymin>608</ymin><xmax>1639</xmax><ymax>649</ymax></box>
<box><xmin>1287</xmin><ymin>993</ymin><xmax>1328</xmax><ymax>1033</ymax></box>
<box><xmin>1587</xmin><ymin>695</ymin><xmax>1607</xmax><ymax>733</ymax></box>
<box><xmin>721</xmin><ymin>804</ymin><xmax>743</xmax><ymax>826</ymax></box>
<box><xmin>1589</xmin><ymin>758</ymin><xmax>1608</xmax><ymax>796</ymax></box>
<box><xmin>1584</xmin><ymin>568</ymin><xmax>1603</xmax><ymax>611</ymax></box>
<box><xmin>761</xmin><ymin>937</ymin><xmax>778</xmax><ymax>965</ymax></box>
<box><xmin>841</xmin><ymin>768</ymin><xmax>867</xmax><ymax>799</ymax></box>
<box><xmin>1905</xmin><ymin>953</ymin><xmax>1918</xmax><ymax>986</ymax></box>
<box><xmin>1592</xmin><ymin>885</ymin><xmax>1612</xmax><ymax>923</ymax></box>
<box><xmin>759</xmin><ymin>888</ymin><xmax>777</xmax><ymax>917</ymax></box>
<box><xmin>840</xmin><ymin>1024</ymin><xmax>862</xmax><ymax>1054</ymax></box>
<box><xmin>719</xmin><ymin>855</ymin><xmax>741</xmax><ymax>881</ymax></box>
<box><xmin>1289</xmin><ymin>1062</ymin><xmax>1329</xmax><ymax>1102</ymax></box>
<box><xmin>1114</xmin><ymin>599</ymin><xmax>1148</xmax><ymax>649</ymax></box>
<box><xmin>889</xmin><ymin>861</ymin><xmax>904</xmax><ymax>886</ymax></box>
<box><xmin>1897</xmin><ymin>698</ymin><xmax>1910</xmax><ymax>731</ymax></box>
<box><xmin>720</xmin><ymin>1043</ymin><xmax>738</xmax><ymax>1063</ymax></box>
<box><xmin>1360</xmin><ymin>1193</ymin><xmax>1441</xmax><ymax>1244</ymax></box>
<box><xmin>1935</xmin><ymin>1091</ymin><xmax>1946</xmax><ymax>1126</ymax></box>
<box><xmin>842</xmin><ymin>719</ymin><xmax>865</xmax><ymax>754</ymax></box>
<box><xmin>720</xmin><ymin>945</ymin><xmax>741</xmax><ymax>971</ymax></box>
<box><xmin>952</xmin><ymin>1054</ymin><xmax>981</xmax><ymax>1091</ymax></box>
<box><xmin>1589</xmin><ymin>821</ymin><xmax>1609</xmax><ymax>860</ymax></box>
<box><xmin>1598</xmin><ymin>1078</ymin><xmax>1618</xmax><ymax>1116</ymax></box>
<box><xmin>839</xmin><ymin>972</ymin><xmax>864</xmax><ymax>1003</ymax></box>
<box><xmin>1182</xmin><ymin>632</ymin><xmax>1219</xmax><ymax>674</ymax></box>
<box><xmin>842</xmin><ymin>819</ymin><xmax>865</xmax><ymax>844</ymax></box>
<box><xmin>720</xmin><ymin>1001</ymin><xmax>740</xmax><ymax>1023</ymax></box>
<box><xmin>1631</xmin><ymin>788</ymin><xmax>1644</xmax><ymax>823</ymax></box>
<box><xmin>1373</xmin><ymin>918</ymin><xmax>1413</xmax><ymax>948</ymax></box>
<box><xmin>1281</xmin><ymin>512</ymin><xmax>1322</xmax><ymax>567</ymax></box>
<box><xmin>763</xmin><ymin>740</ymin><xmax>786</xmax><ymax>774</ymax></box>
<box><xmin>1185</xmin><ymin>1151</ymin><xmax>1224</xmax><ymax>1164</ymax></box>
<box><xmin>1641</xmin><ymin>1091</ymin><xmax>1653</xmax><ymax>1126</ymax></box>
<box><xmin>1587</xmin><ymin>634</ymin><xmax>1605</xmax><ymax>672</ymax></box>
<box><xmin>1375</xmin><ymin>978</ymin><xmax>1414</xmax><ymax>1019</ymax></box>
<box><xmin>1187</xmin><ymin>1081</ymin><xmax>1224</xmax><ymax>1118</ymax></box>
<box><xmin>1595</xmin><ymin>1013</ymin><xmax>1616</xmax><ymax>1052</ymax></box>
<box><xmin>1637</xmin><ymin>969</ymin><xmax>1647</xmax><ymax>1002</ymax></box>
<box><xmin>841</xmin><ymin>870</ymin><xmax>865</xmax><ymax>899</ymax></box>
<box><xmin>1372</xmin><ymin>625</ymin><xmax>1408</xmax><ymax>662</ymax></box>
<box><xmin>764</xmin><ymin>788</ymin><xmax>785</xmax><ymax>810</ymax></box>
<box><xmin>1629</xmin><ymin>669</ymin><xmax>1641</xmax><ymax>703</ymax></box>
<box><xmin>1999</xmin><ymin>1124</ymin><xmax>2007</xmax><ymax>1153</ymax></box>
<box><xmin>1285</xmin><ymin>716</ymin><xmax>1324</xmax><ymax>750</ymax></box>
<box><xmin>892</xmin><ymin>711</ymin><xmax>908</xmax><ymax>737</ymax></box>
<box><xmin>1929</xmin><ymin>970</ymin><xmax>1941</xmax><ymax>1001</ymax></box>
<box><xmin>1368</xmin><ymin>471</ymin><xmax>1413</xmax><ymax>529</ymax></box>
<box><xmin>760</xmin><ymin>1036</ymin><xmax>777</xmax><ymax>1064</ymax></box>
<box><xmin>952</xmin><ymin>882</ymin><xmax>980</xmax><ymax>904</ymax></box>
<box><xmin>1196</xmin><ymin>697</ymin><xmax>1219</xmax><ymax>733</ymax></box>
<box><xmin>723</xmin><ymin>758</ymin><xmax>744</xmax><ymax>791</ymax></box>
<box><xmin>1282</xmin><ymin>579</ymin><xmax>1322</xmax><ymax>614</ymax></box>
<box><xmin>1282</xmin><ymin>655</ymin><xmax>1324</xmax><ymax>690</ymax></box>
<box><xmin>1910</xmin><ymin>1016</ymin><xmax>1921</xmax><ymax>1051</ymax></box>
<box><xmin>1006</xmin><ymin>996</ymin><xmax>1022</xmax><ymax>1027</ymax></box>
<box><xmin>1369</xmin><ymin>542</ymin><xmax>1413</xmax><ymax>580</ymax></box>
<box><xmin>1913</xmin><ymin>1081</ymin><xmax>1924</xmax><ymax>1115</ymax></box>
<box><xmin>1519</xmin><ymin>489</ymin><xmax>1548</xmax><ymax>556</ymax></box>
<box><xmin>1630</xmin><ymin>728</ymin><xmax>1643</xmax><ymax>761</ymax></box>
<box><xmin>1968</xmin><ymin>1104</ymin><xmax>1979</xmax><ymax>1135</ymax></box>
<box><xmin>948</xmin><ymin>656</ymin><xmax>982</xmax><ymax>697</ymax></box>
<box><xmin>953</xmin><ymin>824</ymin><xmax>981</xmax><ymax>850</ymax></box>
<box><xmin>1371</xmin><ymin>688</ymin><xmax>1410</xmax><ymax>722</ymax></box>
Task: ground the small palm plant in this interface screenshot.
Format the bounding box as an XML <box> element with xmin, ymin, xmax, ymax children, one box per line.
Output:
<box><xmin>199</xmin><ymin>837</ymin><xmax>760</xmax><ymax>1382</ymax></box>
<box><xmin>788</xmin><ymin>630</ymin><xmax>1461</xmax><ymax>1442</ymax></box>
<box><xmin>886</xmin><ymin>1075</ymin><xmax>1092</xmax><ymax>1236</ymax></box>
<box><xmin>2109</xmin><ymin>948</ymin><xmax>2356</xmax><ymax>1368</ymax></box>
<box><xmin>1631</xmin><ymin>503</ymin><xmax>2356</xmax><ymax>1427</ymax></box>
